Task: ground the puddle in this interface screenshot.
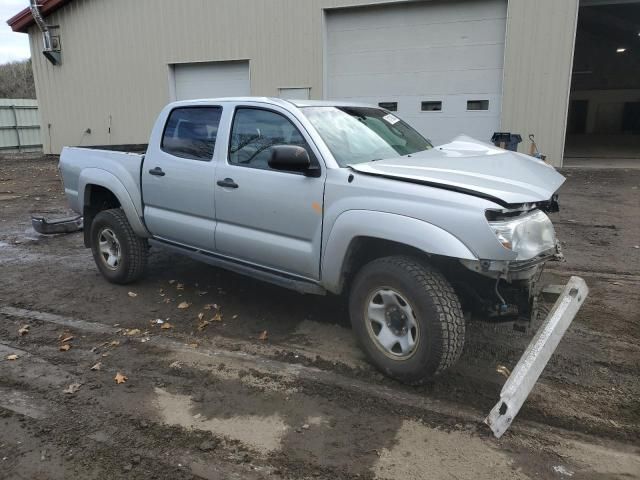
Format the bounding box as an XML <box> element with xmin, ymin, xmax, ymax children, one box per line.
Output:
<box><xmin>154</xmin><ymin>387</ymin><xmax>288</xmax><ymax>453</ymax></box>
<box><xmin>373</xmin><ymin>420</ymin><xmax>527</xmax><ymax>480</ymax></box>
<box><xmin>557</xmin><ymin>438</ymin><xmax>640</xmax><ymax>478</ymax></box>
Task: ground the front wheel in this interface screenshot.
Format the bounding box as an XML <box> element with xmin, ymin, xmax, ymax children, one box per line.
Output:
<box><xmin>349</xmin><ymin>256</ymin><xmax>465</xmax><ymax>384</ymax></box>
<box><xmin>90</xmin><ymin>208</ymin><xmax>148</xmax><ymax>284</ymax></box>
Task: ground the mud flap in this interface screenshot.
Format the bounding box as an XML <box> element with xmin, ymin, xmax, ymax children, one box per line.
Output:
<box><xmin>31</xmin><ymin>215</ymin><xmax>83</xmax><ymax>235</ymax></box>
<box><xmin>485</xmin><ymin>276</ymin><xmax>588</xmax><ymax>438</ymax></box>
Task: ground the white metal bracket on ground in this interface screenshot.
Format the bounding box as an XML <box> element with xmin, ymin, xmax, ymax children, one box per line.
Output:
<box><xmin>485</xmin><ymin>276</ymin><xmax>589</xmax><ymax>438</ymax></box>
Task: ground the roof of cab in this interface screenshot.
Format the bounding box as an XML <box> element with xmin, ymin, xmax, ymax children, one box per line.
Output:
<box><xmin>168</xmin><ymin>97</ymin><xmax>377</xmax><ymax>109</ymax></box>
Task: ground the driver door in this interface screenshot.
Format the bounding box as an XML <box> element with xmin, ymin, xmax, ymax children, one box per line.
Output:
<box><xmin>214</xmin><ymin>105</ymin><xmax>325</xmax><ymax>279</ymax></box>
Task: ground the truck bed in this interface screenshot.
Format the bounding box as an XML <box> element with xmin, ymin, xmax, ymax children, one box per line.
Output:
<box><xmin>82</xmin><ymin>144</ymin><xmax>148</xmax><ymax>154</ymax></box>
<box><xmin>58</xmin><ymin>146</ymin><xmax>145</xmax><ymax>217</ymax></box>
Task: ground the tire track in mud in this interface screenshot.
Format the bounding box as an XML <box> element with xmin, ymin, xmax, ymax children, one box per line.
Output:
<box><xmin>1</xmin><ymin>305</ymin><xmax>637</xmax><ymax>444</ymax></box>
<box><xmin>2</xmin><ymin>310</ymin><xmax>639</xmax><ymax>480</ymax></box>
<box><xmin>1</xmin><ymin>245</ymin><xmax>638</xmax><ymax>444</ymax></box>
<box><xmin>0</xmin><ymin>319</ymin><xmax>523</xmax><ymax>479</ymax></box>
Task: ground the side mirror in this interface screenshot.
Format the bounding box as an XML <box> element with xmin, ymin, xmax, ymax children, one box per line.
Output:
<box><xmin>269</xmin><ymin>145</ymin><xmax>315</xmax><ymax>175</ymax></box>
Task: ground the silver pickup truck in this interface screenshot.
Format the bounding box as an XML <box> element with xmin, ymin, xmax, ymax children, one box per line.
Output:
<box><xmin>59</xmin><ymin>97</ymin><xmax>587</xmax><ymax>436</ymax></box>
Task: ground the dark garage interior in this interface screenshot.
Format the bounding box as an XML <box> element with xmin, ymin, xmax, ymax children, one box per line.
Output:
<box><xmin>565</xmin><ymin>0</ymin><xmax>640</xmax><ymax>165</ymax></box>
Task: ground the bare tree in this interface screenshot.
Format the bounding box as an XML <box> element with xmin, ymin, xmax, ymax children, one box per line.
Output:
<box><xmin>0</xmin><ymin>59</ymin><xmax>36</xmax><ymax>99</ymax></box>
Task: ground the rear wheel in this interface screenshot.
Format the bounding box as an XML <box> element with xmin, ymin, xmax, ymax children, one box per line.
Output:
<box><xmin>349</xmin><ymin>256</ymin><xmax>465</xmax><ymax>384</ymax></box>
<box><xmin>90</xmin><ymin>209</ymin><xmax>148</xmax><ymax>284</ymax></box>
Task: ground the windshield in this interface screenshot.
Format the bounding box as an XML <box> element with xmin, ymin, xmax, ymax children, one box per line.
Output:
<box><xmin>302</xmin><ymin>106</ymin><xmax>432</xmax><ymax>167</ymax></box>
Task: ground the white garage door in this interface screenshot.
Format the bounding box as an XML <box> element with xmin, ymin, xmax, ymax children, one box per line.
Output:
<box><xmin>172</xmin><ymin>61</ymin><xmax>250</xmax><ymax>101</ymax></box>
<box><xmin>325</xmin><ymin>0</ymin><xmax>507</xmax><ymax>146</ymax></box>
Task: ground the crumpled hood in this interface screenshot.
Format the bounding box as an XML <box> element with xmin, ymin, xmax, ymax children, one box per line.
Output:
<box><xmin>350</xmin><ymin>135</ymin><xmax>565</xmax><ymax>205</ymax></box>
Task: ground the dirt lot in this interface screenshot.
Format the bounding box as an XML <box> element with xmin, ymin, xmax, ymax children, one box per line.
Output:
<box><xmin>1</xmin><ymin>154</ymin><xmax>639</xmax><ymax>480</ymax></box>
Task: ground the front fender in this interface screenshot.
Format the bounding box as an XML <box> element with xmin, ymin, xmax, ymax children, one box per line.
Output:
<box><xmin>79</xmin><ymin>168</ymin><xmax>149</xmax><ymax>237</ymax></box>
<box><xmin>321</xmin><ymin>210</ymin><xmax>477</xmax><ymax>293</ymax></box>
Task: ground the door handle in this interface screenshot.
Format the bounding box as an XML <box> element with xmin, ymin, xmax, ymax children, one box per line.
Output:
<box><xmin>149</xmin><ymin>167</ymin><xmax>165</xmax><ymax>177</ymax></box>
<box><xmin>217</xmin><ymin>178</ymin><xmax>238</xmax><ymax>189</ymax></box>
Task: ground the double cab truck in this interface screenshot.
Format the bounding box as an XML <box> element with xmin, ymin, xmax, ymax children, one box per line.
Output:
<box><xmin>59</xmin><ymin>97</ymin><xmax>588</xmax><ymax>436</ymax></box>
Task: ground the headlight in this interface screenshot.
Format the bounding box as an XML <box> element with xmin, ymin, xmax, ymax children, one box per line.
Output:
<box><xmin>488</xmin><ymin>210</ymin><xmax>556</xmax><ymax>260</ymax></box>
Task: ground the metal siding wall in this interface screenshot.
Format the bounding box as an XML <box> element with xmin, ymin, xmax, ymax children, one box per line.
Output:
<box><xmin>501</xmin><ymin>0</ymin><xmax>579</xmax><ymax>166</ymax></box>
<box><xmin>28</xmin><ymin>0</ymin><xmax>578</xmax><ymax>166</ymax></box>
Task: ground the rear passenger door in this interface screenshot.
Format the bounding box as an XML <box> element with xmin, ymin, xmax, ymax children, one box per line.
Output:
<box><xmin>142</xmin><ymin>106</ymin><xmax>221</xmax><ymax>251</ymax></box>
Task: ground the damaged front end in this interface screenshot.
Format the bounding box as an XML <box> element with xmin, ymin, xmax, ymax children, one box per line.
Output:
<box><xmin>447</xmin><ymin>201</ymin><xmax>588</xmax><ymax>437</ymax></box>
<box><xmin>456</xmin><ymin>202</ymin><xmax>565</xmax><ymax>330</ymax></box>
<box><xmin>457</xmin><ymin>243</ymin><xmax>563</xmax><ymax>331</ymax></box>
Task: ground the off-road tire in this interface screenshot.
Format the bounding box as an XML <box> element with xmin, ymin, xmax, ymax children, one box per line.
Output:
<box><xmin>90</xmin><ymin>208</ymin><xmax>148</xmax><ymax>284</ymax></box>
<box><xmin>349</xmin><ymin>256</ymin><xmax>465</xmax><ymax>384</ymax></box>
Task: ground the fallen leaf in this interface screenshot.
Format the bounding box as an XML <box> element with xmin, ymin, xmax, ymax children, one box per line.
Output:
<box><xmin>203</xmin><ymin>304</ymin><xmax>218</xmax><ymax>310</ymax></box>
<box><xmin>18</xmin><ymin>325</ymin><xmax>29</xmax><ymax>336</ymax></box>
<box><xmin>124</xmin><ymin>329</ymin><xmax>141</xmax><ymax>336</ymax></box>
<box><xmin>169</xmin><ymin>361</ymin><xmax>182</xmax><ymax>369</ymax></box>
<box><xmin>496</xmin><ymin>365</ymin><xmax>511</xmax><ymax>378</ymax></box>
<box><xmin>161</xmin><ymin>322</ymin><xmax>173</xmax><ymax>330</ymax></box>
<box><xmin>197</xmin><ymin>312</ymin><xmax>204</xmax><ymax>321</ymax></box>
<box><xmin>90</xmin><ymin>361</ymin><xmax>102</xmax><ymax>371</ymax></box>
<box><xmin>128</xmin><ymin>291</ymin><xmax>138</xmax><ymax>298</ymax></box>
<box><xmin>114</xmin><ymin>372</ymin><xmax>128</xmax><ymax>384</ymax></box>
<box><xmin>151</xmin><ymin>319</ymin><xmax>165</xmax><ymax>325</ymax></box>
<box><xmin>59</xmin><ymin>344</ymin><xmax>71</xmax><ymax>352</ymax></box>
<box><xmin>197</xmin><ymin>320</ymin><xmax>210</xmax><ymax>331</ymax></box>
<box><xmin>60</xmin><ymin>335</ymin><xmax>74</xmax><ymax>343</ymax></box>
<box><xmin>168</xmin><ymin>279</ymin><xmax>176</xmax><ymax>285</ymax></box>
<box><xmin>232</xmin><ymin>315</ymin><xmax>238</xmax><ymax>320</ymax></box>
<box><xmin>258</xmin><ymin>330</ymin><xmax>268</xmax><ymax>341</ymax></box>
<box><xmin>177</xmin><ymin>302</ymin><xmax>191</xmax><ymax>309</ymax></box>
<box><xmin>63</xmin><ymin>383</ymin><xmax>82</xmax><ymax>394</ymax></box>
<box><xmin>110</xmin><ymin>340</ymin><xmax>120</xmax><ymax>347</ymax></box>
<box><xmin>212</xmin><ymin>312</ymin><xmax>223</xmax><ymax>322</ymax></box>
<box><xmin>6</xmin><ymin>354</ymin><xmax>19</xmax><ymax>361</ymax></box>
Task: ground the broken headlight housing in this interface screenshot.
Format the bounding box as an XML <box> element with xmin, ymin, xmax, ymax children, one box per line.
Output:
<box><xmin>487</xmin><ymin>209</ymin><xmax>557</xmax><ymax>260</ymax></box>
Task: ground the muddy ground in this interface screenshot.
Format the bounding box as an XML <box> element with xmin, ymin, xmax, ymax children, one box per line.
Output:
<box><xmin>0</xmin><ymin>154</ymin><xmax>639</xmax><ymax>480</ymax></box>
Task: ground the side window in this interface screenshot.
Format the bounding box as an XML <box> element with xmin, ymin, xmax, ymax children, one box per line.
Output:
<box><xmin>229</xmin><ymin>108</ymin><xmax>315</xmax><ymax>171</ymax></box>
<box><xmin>161</xmin><ymin>107</ymin><xmax>222</xmax><ymax>161</ymax></box>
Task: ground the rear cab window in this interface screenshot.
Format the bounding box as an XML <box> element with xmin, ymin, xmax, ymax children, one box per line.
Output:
<box><xmin>161</xmin><ymin>107</ymin><xmax>222</xmax><ymax>161</ymax></box>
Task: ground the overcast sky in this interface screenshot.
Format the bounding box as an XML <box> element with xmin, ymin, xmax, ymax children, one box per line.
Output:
<box><xmin>0</xmin><ymin>0</ymin><xmax>31</xmax><ymax>64</ymax></box>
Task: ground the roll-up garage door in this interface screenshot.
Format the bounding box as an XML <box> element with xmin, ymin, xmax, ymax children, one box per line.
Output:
<box><xmin>326</xmin><ymin>0</ymin><xmax>507</xmax><ymax>145</ymax></box>
<box><xmin>173</xmin><ymin>61</ymin><xmax>250</xmax><ymax>101</ymax></box>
